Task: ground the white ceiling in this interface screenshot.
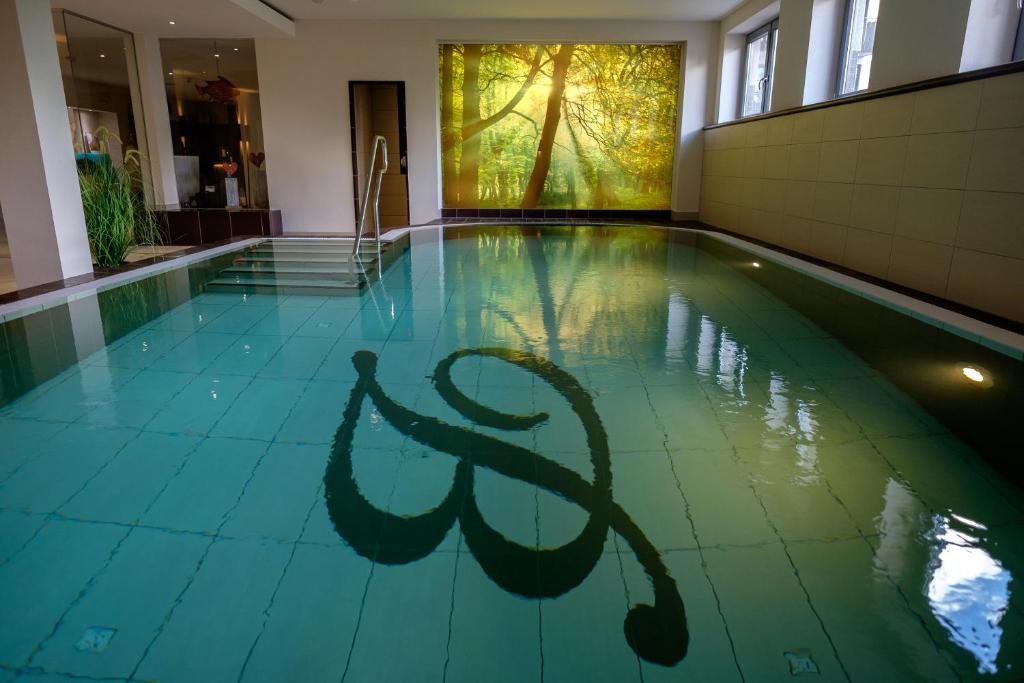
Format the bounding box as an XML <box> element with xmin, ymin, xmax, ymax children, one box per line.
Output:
<box><xmin>51</xmin><ymin>0</ymin><xmax>748</xmax><ymax>36</ymax></box>
<box><xmin>51</xmin><ymin>1</ymin><xmax>293</xmax><ymax>38</ymax></box>
<box><xmin>270</xmin><ymin>0</ymin><xmax>747</xmax><ymax>21</ymax></box>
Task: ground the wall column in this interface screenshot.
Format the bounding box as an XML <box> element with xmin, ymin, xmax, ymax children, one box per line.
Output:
<box><xmin>135</xmin><ymin>33</ymin><xmax>180</xmax><ymax>209</ymax></box>
<box><xmin>0</xmin><ymin>0</ymin><xmax>93</xmax><ymax>289</ymax></box>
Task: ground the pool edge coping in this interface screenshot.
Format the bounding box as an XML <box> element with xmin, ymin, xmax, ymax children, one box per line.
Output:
<box><xmin>0</xmin><ymin>238</ymin><xmax>262</xmax><ymax>325</ymax></box>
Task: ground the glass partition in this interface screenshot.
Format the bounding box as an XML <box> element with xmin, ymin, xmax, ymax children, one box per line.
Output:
<box><xmin>160</xmin><ymin>39</ymin><xmax>268</xmax><ymax>209</ymax></box>
<box><xmin>52</xmin><ymin>10</ymin><xmax>148</xmax><ymax>178</ymax></box>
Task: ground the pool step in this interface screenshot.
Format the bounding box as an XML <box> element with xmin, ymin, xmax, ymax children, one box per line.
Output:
<box><xmin>206</xmin><ymin>237</ymin><xmax>392</xmax><ymax>296</ymax></box>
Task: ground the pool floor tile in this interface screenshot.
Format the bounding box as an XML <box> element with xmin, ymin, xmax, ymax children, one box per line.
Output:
<box><xmin>445</xmin><ymin>549</ymin><xmax>543</xmax><ymax>682</ymax></box>
<box><xmin>787</xmin><ymin>538</ymin><xmax>961</xmax><ymax>683</ymax></box>
<box><xmin>0</xmin><ymin>519</ymin><xmax>127</xmax><ymax>668</ymax></box>
<box><xmin>238</xmin><ymin>543</ymin><xmax>371</xmax><ymax>683</ymax></box>
<box><xmin>342</xmin><ymin>552</ymin><xmax>456</xmax><ymax>682</ymax></box>
<box><xmin>702</xmin><ymin>543</ymin><xmax>848</xmax><ymax>681</ymax></box>
<box><xmin>58</xmin><ymin>432</ymin><xmax>202</xmax><ymax>524</ymax></box>
<box><xmin>209</xmin><ymin>378</ymin><xmax>308</xmax><ymax>441</ymax></box>
<box><xmin>220</xmin><ymin>442</ymin><xmax>325</xmax><ymax>542</ymax></box>
<box><xmin>140</xmin><ymin>437</ymin><xmax>269</xmax><ymax>534</ymax></box>
<box><xmin>28</xmin><ymin>528</ymin><xmax>209</xmax><ymax>679</ymax></box>
<box><xmin>133</xmin><ymin>537</ymin><xmax>291</xmax><ymax>683</ymax></box>
<box><xmin>144</xmin><ymin>372</ymin><xmax>253</xmax><ymax>436</ymax></box>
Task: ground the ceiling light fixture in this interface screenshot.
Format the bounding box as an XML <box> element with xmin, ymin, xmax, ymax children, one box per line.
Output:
<box><xmin>99</xmin><ymin>53</ymin><xmax>106</xmax><ymax>58</ymax></box>
<box><xmin>752</xmin><ymin>262</ymin><xmax>761</xmax><ymax>268</ymax></box>
<box><xmin>168</xmin><ymin>20</ymin><xmax>176</xmax><ymax>25</ymax></box>
<box><xmin>214</xmin><ymin>53</ymin><xmax>220</xmax><ymax>58</ymax></box>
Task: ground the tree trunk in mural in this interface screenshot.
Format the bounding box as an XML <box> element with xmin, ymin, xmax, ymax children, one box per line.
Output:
<box><xmin>440</xmin><ymin>44</ymin><xmax>458</xmax><ymax>207</ymax></box>
<box><xmin>458</xmin><ymin>44</ymin><xmax>483</xmax><ymax>207</ymax></box>
<box><xmin>521</xmin><ymin>45</ymin><xmax>574</xmax><ymax>209</ymax></box>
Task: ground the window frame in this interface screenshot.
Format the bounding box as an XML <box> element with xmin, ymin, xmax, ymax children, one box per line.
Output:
<box><xmin>738</xmin><ymin>18</ymin><xmax>780</xmax><ymax>118</ymax></box>
<box><xmin>1014</xmin><ymin>2</ymin><xmax>1024</xmax><ymax>63</ymax></box>
<box><xmin>836</xmin><ymin>0</ymin><xmax>878</xmax><ymax>98</ymax></box>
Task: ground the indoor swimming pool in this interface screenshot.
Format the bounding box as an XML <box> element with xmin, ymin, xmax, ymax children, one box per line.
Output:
<box><xmin>0</xmin><ymin>225</ymin><xmax>1022</xmax><ymax>682</ymax></box>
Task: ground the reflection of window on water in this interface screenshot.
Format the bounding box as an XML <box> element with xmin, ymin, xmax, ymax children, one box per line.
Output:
<box><xmin>160</xmin><ymin>39</ymin><xmax>268</xmax><ymax>209</ymax></box>
<box><xmin>927</xmin><ymin>514</ymin><xmax>1010</xmax><ymax>675</ymax></box>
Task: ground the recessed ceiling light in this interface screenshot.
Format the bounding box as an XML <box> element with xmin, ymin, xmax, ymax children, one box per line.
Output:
<box><xmin>233</xmin><ymin>47</ymin><xmax>239</xmax><ymax>51</ymax></box>
<box><xmin>169</xmin><ymin>20</ymin><xmax>176</xmax><ymax>25</ymax></box>
<box><xmin>962</xmin><ymin>366</ymin><xmax>985</xmax><ymax>383</ymax></box>
<box><xmin>168</xmin><ymin>72</ymin><xmax>173</xmax><ymax>76</ymax></box>
<box><xmin>99</xmin><ymin>54</ymin><xmax>106</xmax><ymax>58</ymax></box>
<box><xmin>214</xmin><ymin>53</ymin><xmax>220</xmax><ymax>58</ymax></box>
<box><xmin>752</xmin><ymin>262</ymin><xmax>761</xmax><ymax>268</ymax></box>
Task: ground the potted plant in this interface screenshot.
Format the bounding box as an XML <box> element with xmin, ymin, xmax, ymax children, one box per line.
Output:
<box><xmin>77</xmin><ymin>128</ymin><xmax>161</xmax><ymax>268</ymax></box>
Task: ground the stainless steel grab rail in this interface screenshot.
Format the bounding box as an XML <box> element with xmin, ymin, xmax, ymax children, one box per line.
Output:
<box><xmin>353</xmin><ymin>134</ymin><xmax>389</xmax><ymax>262</ymax></box>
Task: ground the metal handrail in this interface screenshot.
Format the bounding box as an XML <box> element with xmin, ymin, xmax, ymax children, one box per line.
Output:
<box><xmin>353</xmin><ymin>134</ymin><xmax>389</xmax><ymax>262</ymax></box>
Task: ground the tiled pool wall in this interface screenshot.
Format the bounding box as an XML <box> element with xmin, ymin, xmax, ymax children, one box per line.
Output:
<box><xmin>699</xmin><ymin>67</ymin><xmax>1024</xmax><ymax>326</ymax></box>
<box><xmin>696</xmin><ymin>234</ymin><xmax>1024</xmax><ymax>483</ymax></box>
<box><xmin>0</xmin><ymin>249</ymin><xmax>245</xmax><ymax>406</ymax></box>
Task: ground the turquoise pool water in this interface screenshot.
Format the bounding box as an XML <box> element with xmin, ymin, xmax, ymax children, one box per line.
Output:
<box><xmin>0</xmin><ymin>225</ymin><xmax>1022</xmax><ymax>682</ymax></box>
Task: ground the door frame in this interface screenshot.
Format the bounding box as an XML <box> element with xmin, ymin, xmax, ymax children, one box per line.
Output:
<box><xmin>348</xmin><ymin>80</ymin><xmax>410</xmax><ymax>229</ymax></box>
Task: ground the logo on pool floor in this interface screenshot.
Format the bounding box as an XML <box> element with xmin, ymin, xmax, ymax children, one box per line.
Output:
<box><xmin>325</xmin><ymin>347</ymin><xmax>689</xmax><ymax>666</ymax></box>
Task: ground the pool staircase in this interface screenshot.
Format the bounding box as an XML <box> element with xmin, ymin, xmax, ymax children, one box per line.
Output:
<box><xmin>205</xmin><ymin>237</ymin><xmax>398</xmax><ymax>295</ymax></box>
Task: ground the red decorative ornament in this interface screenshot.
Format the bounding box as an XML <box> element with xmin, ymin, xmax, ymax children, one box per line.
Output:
<box><xmin>223</xmin><ymin>161</ymin><xmax>238</xmax><ymax>177</ymax></box>
<box><xmin>195</xmin><ymin>76</ymin><xmax>239</xmax><ymax>104</ymax></box>
<box><xmin>248</xmin><ymin>151</ymin><xmax>266</xmax><ymax>168</ymax></box>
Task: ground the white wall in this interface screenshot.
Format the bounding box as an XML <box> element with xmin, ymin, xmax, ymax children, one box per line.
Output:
<box><xmin>255</xmin><ymin>19</ymin><xmax>719</xmax><ymax>233</ymax></box>
<box><xmin>960</xmin><ymin>0</ymin><xmax>1022</xmax><ymax>73</ymax></box>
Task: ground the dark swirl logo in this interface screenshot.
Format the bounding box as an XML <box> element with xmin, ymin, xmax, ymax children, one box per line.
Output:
<box><xmin>326</xmin><ymin>348</ymin><xmax>688</xmax><ymax>666</ymax></box>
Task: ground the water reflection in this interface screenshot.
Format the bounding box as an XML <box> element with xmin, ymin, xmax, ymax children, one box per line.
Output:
<box><xmin>927</xmin><ymin>514</ymin><xmax>1010</xmax><ymax>674</ymax></box>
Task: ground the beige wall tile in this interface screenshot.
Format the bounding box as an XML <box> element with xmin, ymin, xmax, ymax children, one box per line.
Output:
<box><xmin>762</xmin><ymin>179</ymin><xmax>787</xmax><ymax>213</ymax></box>
<box><xmin>767</xmin><ymin>116</ymin><xmax>794</xmax><ymax>146</ymax></box>
<box><xmin>721</xmin><ymin>176</ymin><xmax>743</xmax><ymax>205</ymax></box>
<box><xmin>861</xmin><ymin>93</ymin><xmax>915</xmax><ymax>138</ymax></box>
<box><xmin>791</xmin><ymin>109</ymin><xmax>825</xmax><ymax>144</ymax></box>
<box><xmin>760</xmin><ymin>211</ymin><xmax>785</xmax><ymax>244</ymax></box>
<box><xmin>903</xmin><ymin>132</ymin><xmax>973</xmax><ymax>189</ymax></box>
<box><xmin>946</xmin><ymin>249</ymin><xmax>1024</xmax><ymax>322</ymax></box>
<box><xmin>894</xmin><ymin>187</ymin><xmax>963</xmax><ymax>245</ymax></box>
<box><xmin>978</xmin><ymin>72</ymin><xmax>1024</xmax><ymax>130</ymax></box>
<box><xmin>720</xmin><ymin>148</ymin><xmax>745</xmax><ymax>177</ymax></box>
<box><xmin>742</xmin><ymin>146</ymin><xmax>767</xmax><ymax>178</ymax></box>
<box><xmin>812</xmin><ymin>182</ymin><xmax>854</xmax><ymax>226</ymax></box>
<box><xmin>843</xmin><ymin>227</ymin><xmax>893</xmax><ymax>278</ymax></box>
<box><xmin>818</xmin><ymin>140</ymin><xmax>859</xmax><ymax>183</ymax></box>
<box><xmin>745</xmin><ymin>119</ymin><xmax>770</xmax><ymax>147</ymax></box>
<box><xmin>780</xmin><ymin>217</ymin><xmax>813</xmax><ymax>252</ymax></box>
<box><xmin>956</xmin><ymin>191</ymin><xmax>1024</xmax><ymax>259</ymax></box>
<box><xmin>849</xmin><ymin>184</ymin><xmax>900</xmax><ymax>233</ymax></box>
<box><xmin>887</xmin><ymin>237</ymin><xmax>953</xmax><ymax>296</ymax></box>
<box><xmin>785</xmin><ymin>180</ymin><xmax>817</xmax><ymax>219</ymax></box>
<box><xmin>967</xmin><ymin>128</ymin><xmax>1024</xmax><ymax>193</ymax></box>
<box><xmin>723</xmin><ymin>125</ymin><xmax>746</xmax><ymax>149</ymax></box>
<box><xmin>822</xmin><ymin>102</ymin><xmax>864</xmax><ymax>141</ymax></box>
<box><xmin>855</xmin><ymin>137</ymin><xmax>907</xmax><ymax>186</ymax></box>
<box><xmin>787</xmin><ymin>143</ymin><xmax>821</xmax><ymax>181</ymax></box>
<box><xmin>704</xmin><ymin>150</ymin><xmax>723</xmax><ymax>177</ymax></box>
<box><xmin>764</xmin><ymin>145</ymin><xmax>791</xmax><ymax>179</ymax></box>
<box><xmin>910</xmin><ymin>81</ymin><xmax>981</xmax><ymax>134</ymax></box>
<box><xmin>704</xmin><ymin>127</ymin><xmax>726</xmax><ymax>151</ymax></box>
<box><xmin>807</xmin><ymin>221</ymin><xmax>848</xmax><ymax>264</ymax></box>
<box><xmin>739</xmin><ymin>177</ymin><xmax>765</xmax><ymax>208</ymax></box>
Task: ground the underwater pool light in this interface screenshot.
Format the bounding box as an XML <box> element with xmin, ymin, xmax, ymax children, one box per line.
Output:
<box><xmin>962</xmin><ymin>366</ymin><xmax>985</xmax><ymax>383</ymax></box>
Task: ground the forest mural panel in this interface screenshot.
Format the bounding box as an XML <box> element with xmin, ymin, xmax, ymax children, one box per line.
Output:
<box><xmin>439</xmin><ymin>43</ymin><xmax>681</xmax><ymax>210</ymax></box>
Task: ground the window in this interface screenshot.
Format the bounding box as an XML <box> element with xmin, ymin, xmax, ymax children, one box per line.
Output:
<box><xmin>837</xmin><ymin>0</ymin><xmax>881</xmax><ymax>96</ymax></box>
<box><xmin>740</xmin><ymin>19</ymin><xmax>779</xmax><ymax>117</ymax></box>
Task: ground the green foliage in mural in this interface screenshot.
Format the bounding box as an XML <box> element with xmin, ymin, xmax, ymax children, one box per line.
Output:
<box><xmin>439</xmin><ymin>43</ymin><xmax>681</xmax><ymax>210</ymax></box>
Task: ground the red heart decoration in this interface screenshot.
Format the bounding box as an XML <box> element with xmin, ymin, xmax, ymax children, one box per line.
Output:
<box><xmin>248</xmin><ymin>152</ymin><xmax>266</xmax><ymax>168</ymax></box>
<box><xmin>223</xmin><ymin>161</ymin><xmax>238</xmax><ymax>177</ymax></box>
